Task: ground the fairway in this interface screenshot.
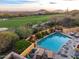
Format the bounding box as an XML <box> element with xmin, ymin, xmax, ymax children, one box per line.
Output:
<box><xmin>0</xmin><ymin>14</ymin><xmax>64</xmax><ymax>28</ymax></box>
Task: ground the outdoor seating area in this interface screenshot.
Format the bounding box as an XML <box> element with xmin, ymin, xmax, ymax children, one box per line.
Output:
<box><xmin>46</xmin><ymin>50</ymin><xmax>54</xmax><ymax>59</ymax></box>
<box><xmin>25</xmin><ymin>48</ymin><xmax>55</xmax><ymax>59</ymax></box>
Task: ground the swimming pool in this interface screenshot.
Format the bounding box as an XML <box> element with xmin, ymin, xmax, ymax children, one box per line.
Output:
<box><xmin>37</xmin><ymin>32</ymin><xmax>71</xmax><ymax>53</ymax></box>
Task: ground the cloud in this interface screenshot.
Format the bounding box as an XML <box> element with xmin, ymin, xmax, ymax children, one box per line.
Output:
<box><xmin>0</xmin><ymin>0</ymin><xmax>79</xmax><ymax>11</ymax></box>
<box><xmin>49</xmin><ymin>2</ymin><xmax>56</xmax><ymax>4</ymax></box>
<box><xmin>64</xmin><ymin>0</ymin><xmax>77</xmax><ymax>1</ymax></box>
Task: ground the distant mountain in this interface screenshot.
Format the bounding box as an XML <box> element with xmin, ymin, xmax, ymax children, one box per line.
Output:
<box><xmin>0</xmin><ymin>9</ymin><xmax>65</xmax><ymax>16</ymax></box>
<box><xmin>69</xmin><ymin>10</ymin><xmax>79</xmax><ymax>16</ymax></box>
<box><xmin>0</xmin><ymin>9</ymin><xmax>64</xmax><ymax>13</ymax></box>
<box><xmin>33</xmin><ymin>9</ymin><xmax>49</xmax><ymax>15</ymax></box>
<box><xmin>52</xmin><ymin>10</ymin><xmax>65</xmax><ymax>13</ymax></box>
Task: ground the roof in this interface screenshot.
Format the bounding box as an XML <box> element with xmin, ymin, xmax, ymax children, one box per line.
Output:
<box><xmin>4</xmin><ymin>52</ymin><xmax>27</xmax><ymax>59</ymax></box>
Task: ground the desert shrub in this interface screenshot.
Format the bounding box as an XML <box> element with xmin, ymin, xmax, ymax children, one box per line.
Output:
<box><xmin>32</xmin><ymin>28</ymin><xmax>40</xmax><ymax>34</ymax></box>
<box><xmin>60</xmin><ymin>16</ymin><xmax>79</xmax><ymax>27</ymax></box>
<box><xmin>49</xmin><ymin>28</ymin><xmax>54</xmax><ymax>33</ymax></box>
<box><xmin>15</xmin><ymin>40</ymin><xmax>31</xmax><ymax>54</ymax></box>
<box><xmin>28</xmin><ymin>35</ymin><xmax>37</xmax><ymax>43</ymax></box>
<box><xmin>29</xmin><ymin>38</ymin><xmax>36</xmax><ymax>43</ymax></box>
<box><xmin>15</xmin><ymin>26</ymin><xmax>33</xmax><ymax>39</ymax></box>
<box><xmin>61</xmin><ymin>17</ymin><xmax>76</xmax><ymax>27</ymax></box>
<box><xmin>32</xmin><ymin>24</ymin><xmax>44</xmax><ymax>34</ymax></box>
<box><xmin>74</xmin><ymin>20</ymin><xmax>79</xmax><ymax>26</ymax></box>
<box><xmin>0</xmin><ymin>31</ymin><xmax>19</xmax><ymax>53</ymax></box>
<box><xmin>36</xmin><ymin>32</ymin><xmax>44</xmax><ymax>39</ymax></box>
<box><xmin>44</xmin><ymin>21</ymin><xmax>55</xmax><ymax>27</ymax></box>
<box><xmin>41</xmin><ymin>31</ymin><xmax>48</xmax><ymax>36</ymax></box>
<box><xmin>44</xmin><ymin>30</ymin><xmax>50</xmax><ymax>35</ymax></box>
<box><xmin>50</xmin><ymin>15</ymin><xmax>79</xmax><ymax>27</ymax></box>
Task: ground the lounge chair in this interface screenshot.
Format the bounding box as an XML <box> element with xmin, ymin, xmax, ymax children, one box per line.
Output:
<box><xmin>46</xmin><ymin>50</ymin><xmax>54</xmax><ymax>59</ymax></box>
<box><xmin>36</xmin><ymin>48</ymin><xmax>44</xmax><ymax>59</ymax></box>
<box><xmin>69</xmin><ymin>32</ymin><xmax>76</xmax><ymax>36</ymax></box>
<box><xmin>32</xmin><ymin>48</ymin><xmax>40</xmax><ymax>59</ymax></box>
<box><xmin>59</xmin><ymin>49</ymin><xmax>68</xmax><ymax>58</ymax></box>
<box><xmin>74</xmin><ymin>33</ymin><xmax>79</xmax><ymax>38</ymax></box>
<box><xmin>60</xmin><ymin>54</ymin><xmax>68</xmax><ymax>57</ymax></box>
<box><xmin>29</xmin><ymin>49</ymin><xmax>37</xmax><ymax>58</ymax></box>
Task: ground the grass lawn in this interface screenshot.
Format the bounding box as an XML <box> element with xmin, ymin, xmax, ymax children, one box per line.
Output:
<box><xmin>0</xmin><ymin>14</ymin><xmax>64</xmax><ymax>28</ymax></box>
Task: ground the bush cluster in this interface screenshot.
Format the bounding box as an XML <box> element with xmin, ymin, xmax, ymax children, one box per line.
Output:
<box><xmin>15</xmin><ymin>26</ymin><xmax>33</xmax><ymax>39</ymax></box>
<box><xmin>0</xmin><ymin>31</ymin><xmax>19</xmax><ymax>53</ymax></box>
<box><xmin>50</xmin><ymin>15</ymin><xmax>79</xmax><ymax>27</ymax></box>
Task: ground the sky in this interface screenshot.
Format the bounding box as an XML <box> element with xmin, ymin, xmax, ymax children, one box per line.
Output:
<box><xmin>0</xmin><ymin>0</ymin><xmax>79</xmax><ymax>11</ymax></box>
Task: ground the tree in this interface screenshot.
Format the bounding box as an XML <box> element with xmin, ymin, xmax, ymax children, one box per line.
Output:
<box><xmin>0</xmin><ymin>31</ymin><xmax>19</xmax><ymax>53</ymax></box>
<box><xmin>15</xmin><ymin>26</ymin><xmax>33</xmax><ymax>39</ymax></box>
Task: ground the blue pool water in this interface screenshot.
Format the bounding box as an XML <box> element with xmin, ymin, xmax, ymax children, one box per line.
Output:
<box><xmin>37</xmin><ymin>32</ymin><xmax>71</xmax><ymax>53</ymax></box>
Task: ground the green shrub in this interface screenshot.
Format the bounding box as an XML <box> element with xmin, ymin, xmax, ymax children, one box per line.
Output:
<box><xmin>15</xmin><ymin>40</ymin><xmax>31</xmax><ymax>54</ymax></box>
<box><xmin>73</xmin><ymin>57</ymin><xmax>79</xmax><ymax>59</ymax></box>
<box><xmin>15</xmin><ymin>26</ymin><xmax>33</xmax><ymax>39</ymax></box>
<box><xmin>41</xmin><ymin>31</ymin><xmax>45</xmax><ymax>36</ymax></box>
<box><xmin>36</xmin><ymin>33</ymin><xmax>43</xmax><ymax>39</ymax></box>
<box><xmin>0</xmin><ymin>31</ymin><xmax>19</xmax><ymax>53</ymax></box>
